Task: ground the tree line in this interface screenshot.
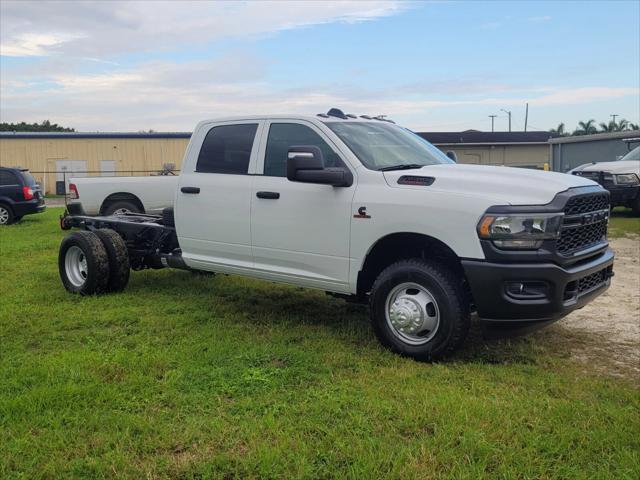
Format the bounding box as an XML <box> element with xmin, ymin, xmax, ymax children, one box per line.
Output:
<box><xmin>0</xmin><ymin>120</ymin><xmax>75</xmax><ymax>132</ymax></box>
<box><xmin>550</xmin><ymin>118</ymin><xmax>639</xmax><ymax>137</ymax></box>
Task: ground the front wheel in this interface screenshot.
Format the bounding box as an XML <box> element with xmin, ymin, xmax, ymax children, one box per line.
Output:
<box><xmin>632</xmin><ymin>196</ymin><xmax>640</xmax><ymax>216</ymax></box>
<box><xmin>369</xmin><ymin>259</ymin><xmax>470</xmax><ymax>361</ymax></box>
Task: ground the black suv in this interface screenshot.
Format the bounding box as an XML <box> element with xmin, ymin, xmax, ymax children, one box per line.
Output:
<box><xmin>0</xmin><ymin>167</ymin><xmax>46</xmax><ymax>225</ymax></box>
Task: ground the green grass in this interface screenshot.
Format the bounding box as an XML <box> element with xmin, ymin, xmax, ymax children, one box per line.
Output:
<box><xmin>1</xmin><ymin>209</ymin><xmax>638</xmax><ymax>479</ymax></box>
<box><xmin>609</xmin><ymin>208</ymin><xmax>640</xmax><ymax>237</ymax></box>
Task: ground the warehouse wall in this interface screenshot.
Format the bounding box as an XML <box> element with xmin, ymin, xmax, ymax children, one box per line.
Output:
<box><xmin>551</xmin><ymin>139</ymin><xmax>638</xmax><ymax>172</ymax></box>
<box><xmin>434</xmin><ymin>144</ymin><xmax>549</xmax><ymax>168</ymax></box>
<box><xmin>1</xmin><ymin>136</ymin><xmax>551</xmax><ymax>194</ymax></box>
<box><xmin>0</xmin><ymin>137</ymin><xmax>190</xmax><ymax>194</ymax></box>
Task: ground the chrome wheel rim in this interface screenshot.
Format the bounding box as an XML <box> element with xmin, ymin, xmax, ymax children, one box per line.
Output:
<box><xmin>112</xmin><ymin>208</ymin><xmax>131</xmax><ymax>215</ymax></box>
<box><xmin>385</xmin><ymin>282</ymin><xmax>440</xmax><ymax>345</ymax></box>
<box><xmin>65</xmin><ymin>246</ymin><xmax>88</xmax><ymax>287</ymax></box>
<box><xmin>0</xmin><ymin>207</ymin><xmax>9</xmax><ymax>224</ymax></box>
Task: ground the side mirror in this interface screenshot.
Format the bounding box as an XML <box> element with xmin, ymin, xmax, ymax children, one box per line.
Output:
<box><xmin>446</xmin><ymin>150</ymin><xmax>458</xmax><ymax>162</ymax></box>
<box><xmin>287</xmin><ymin>145</ymin><xmax>352</xmax><ymax>187</ymax></box>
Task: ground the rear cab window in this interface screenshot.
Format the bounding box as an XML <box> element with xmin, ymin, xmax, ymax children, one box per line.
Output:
<box><xmin>196</xmin><ymin>124</ymin><xmax>259</xmax><ymax>174</ymax></box>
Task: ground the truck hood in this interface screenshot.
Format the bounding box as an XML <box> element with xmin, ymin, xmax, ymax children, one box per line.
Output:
<box><xmin>382</xmin><ymin>164</ymin><xmax>596</xmax><ymax>206</ymax></box>
<box><xmin>572</xmin><ymin>160</ymin><xmax>640</xmax><ymax>175</ymax></box>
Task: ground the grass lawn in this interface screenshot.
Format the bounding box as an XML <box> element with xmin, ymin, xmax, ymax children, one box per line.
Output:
<box><xmin>609</xmin><ymin>208</ymin><xmax>640</xmax><ymax>237</ymax></box>
<box><xmin>1</xmin><ymin>209</ymin><xmax>638</xmax><ymax>479</ymax></box>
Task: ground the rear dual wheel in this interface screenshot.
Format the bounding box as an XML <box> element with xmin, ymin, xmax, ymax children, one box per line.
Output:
<box><xmin>59</xmin><ymin>229</ymin><xmax>129</xmax><ymax>295</ymax></box>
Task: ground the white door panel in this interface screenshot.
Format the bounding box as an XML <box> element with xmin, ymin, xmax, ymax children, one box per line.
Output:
<box><xmin>252</xmin><ymin>176</ymin><xmax>353</xmax><ymax>283</ymax></box>
<box><xmin>176</xmin><ymin>121</ymin><xmax>263</xmax><ymax>270</ymax></box>
<box><xmin>251</xmin><ymin>120</ymin><xmax>355</xmax><ymax>286</ymax></box>
<box><xmin>176</xmin><ymin>173</ymin><xmax>254</xmax><ymax>267</ymax></box>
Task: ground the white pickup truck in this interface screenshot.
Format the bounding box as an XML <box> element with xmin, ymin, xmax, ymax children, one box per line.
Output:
<box><xmin>58</xmin><ymin>110</ymin><xmax>614</xmax><ymax>360</ymax></box>
<box><xmin>67</xmin><ymin>174</ymin><xmax>179</xmax><ymax>216</ymax></box>
<box><xmin>570</xmin><ymin>145</ymin><xmax>640</xmax><ymax>215</ymax></box>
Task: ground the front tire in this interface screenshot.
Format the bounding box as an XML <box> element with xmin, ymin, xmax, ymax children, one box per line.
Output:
<box><xmin>94</xmin><ymin>229</ymin><xmax>130</xmax><ymax>292</ymax></box>
<box><xmin>632</xmin><ymin>196</ymin><xmax>640</xmax><ymax>216</ymax></box>
<box><xmin>369</xmin><ymin>259</ymin><xmax>470</xmax><ymax>361</ymax></box>
<box><xmin>59</xmin><ymin>231</ymin><xmax>110</xmax><ymax>295</ymax></box>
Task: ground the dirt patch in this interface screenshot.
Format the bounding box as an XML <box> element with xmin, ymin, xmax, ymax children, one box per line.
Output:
<box><xmin>550</xmin><ymin>235</ymin><xmax>640</xmax><ymax>378</ymax></box>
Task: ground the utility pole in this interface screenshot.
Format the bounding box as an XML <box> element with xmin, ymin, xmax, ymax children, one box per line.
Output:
<box><xmin>489</xmin><ymin>115</ymin><xmax>497</xmax><ymax>132</ymax></box>
<box><xmin>610</xmin><ymin>114</ymin><xmax>618</xmax><ymax>125</ymax></box>
<box><xmin>501</xmin><ymin>109</ymin><xmax>512</xmax><ymax>132</ymax></box>
<box><xmin>524</xmin><ymin>103</ymin><xmax>529</xmax><ymax>132</ymax></box>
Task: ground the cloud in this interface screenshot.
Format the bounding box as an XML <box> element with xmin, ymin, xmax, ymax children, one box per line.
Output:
<box><xmin>2</xmin><ymin>52</ymin><xmax>637</xmax><ymax>131</ymax></box>
<box><xmin>0</xmin><ymin>1</ymin><xmax>409</xmax><ymax>58</ymax></box>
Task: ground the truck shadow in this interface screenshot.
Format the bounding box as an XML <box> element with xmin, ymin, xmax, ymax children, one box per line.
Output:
<box><xmin>128</xmin><ymin>271</ymin><xmax>551</xmax><ymax>366</ymax></box>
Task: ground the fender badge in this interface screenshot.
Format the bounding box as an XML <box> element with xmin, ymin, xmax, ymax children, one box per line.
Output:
<box><xmin>354</xmin><ymin>206</ymin><xmax>371</xmax><ymax>219</ymax></box>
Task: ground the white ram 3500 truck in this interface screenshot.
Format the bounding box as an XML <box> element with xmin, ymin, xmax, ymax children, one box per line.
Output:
<box><xmin>58</xmin><ymin>110</ymin><xmax>614</xmax><ymax>360</ymax></box>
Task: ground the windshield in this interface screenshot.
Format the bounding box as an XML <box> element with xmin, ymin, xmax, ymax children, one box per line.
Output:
<box><xmin>326</xmin><ymin>122</ymin><xmax>454</xmax><ymax>170</ymax></box>
<box><xmin>619</xmin><ymin>145</ymin><xmax>640</xmax><ymax>161</ymax></box>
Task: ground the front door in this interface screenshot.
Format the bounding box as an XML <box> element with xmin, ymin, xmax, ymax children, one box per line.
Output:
<box><xmin>251</xmin><ymin>121</ymin><xmax>355</xmax><ymax>291</ymax></box>
<box><xmin>175</xmin><ymin>121</ymin><xmax>263</xmax><ymax>272</ymax></box>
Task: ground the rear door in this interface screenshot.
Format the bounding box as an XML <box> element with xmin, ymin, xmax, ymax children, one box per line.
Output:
<box><xmin>175</xmin><ymin>121</ymin><xmax>264</xmax><ymax>272</ymax></box>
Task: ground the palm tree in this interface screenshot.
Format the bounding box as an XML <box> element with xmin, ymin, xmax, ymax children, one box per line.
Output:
<box><xmin>617</xmin><ymin>119</ymin><xmax>629</xmax><ymax>131</ymax></box>
<box><xmin>629</xmin><ymin>123</ymin><xmax>639</xmax><ymax>131</ymax></box>
<box><xmin>574</xmin><ymin>119</ymin><xmax>597</xmax><ymax>135</ymax></box>
<box><xmin>550</xmin><ymin>122</ymin><xmax>566</xmax><ymax>136</ymax></box>
<box><xmin>599</xmin><ymin>121</ymin><xmax>617</xmax><ymax>132</ymax></box>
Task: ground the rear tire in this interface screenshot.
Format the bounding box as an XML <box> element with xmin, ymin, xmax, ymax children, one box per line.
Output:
<box><xmin>103</xmin><ymin>200</ymin><xmax>142</xmax><ymax>216</ymax></box>
<box><xmin>94</xmin><ymin>229</ymin><xmax>130</xmax><ymax>292</ymax></box>
<box><xmin>0</xmin><ymin>204</ymin><xmax>14</xmax><ymax>225</ymax></box>
<box><xmin>369</xmin><ymin>259</ymin><xmax>470</xmax><ymax>361</ymax></box>
<box><xmin>59</xmin><ymin>231</ymin><xmax>110</xmax><ymax>295</ymax></box>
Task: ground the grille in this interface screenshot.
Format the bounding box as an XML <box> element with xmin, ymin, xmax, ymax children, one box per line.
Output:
<box><xmin>556</xmin><ymin>192</ymin><xmax>609</xmax><ymax>255</ymax></box>
<box><xmin>577</xmin><ymin>269</ymin><xmax>608</xmax><ymax>294</ymax></box>
<box><xmin>564</xmin><ymin>267</ymin><xmax>610</xmax><ymax>301</ymax></box>
<box><xmin>563</xmin><ymin>192</ymin><xmax>609</xmax><ymax>215</ymax></box>
<box><xmin>557</xmin><ymin>221</ymin><xmax>607</xmax><ymax>254</ymax></box>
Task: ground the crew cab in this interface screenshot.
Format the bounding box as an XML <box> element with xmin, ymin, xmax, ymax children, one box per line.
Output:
<box><xmin>0</xmin><ymin>166</ymin><xmax>46</xmax><ymax>225</ymax></box>
<box><xmin>66</xmin><ymin>174</ymin><xmax>179</xmax><ymax>216</ymax></box>
<box><xmin>57</xmin><ymin>110</ymin><xmax>615</xmax><ymax>360</ymax></box>
<box><xmin>571</xmin><ymin>145</ymin><xmax>640</xmax><ymax>215</ymax></box>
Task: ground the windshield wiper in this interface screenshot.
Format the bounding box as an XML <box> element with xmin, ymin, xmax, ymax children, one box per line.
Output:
<box><xmin>378</xmin><ymin>163</ymin><xmax>424</xmax><ymax>172</ymax></box>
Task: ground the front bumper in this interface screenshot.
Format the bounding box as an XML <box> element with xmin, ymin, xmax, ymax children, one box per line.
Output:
<box><xmin>608</xmin><ymin>184</ymin><xmax>639</xmax><ymax>206</ymax></box>
<box><xmin>462</xmin><ymin>248</ymin><xmax>614</xmax><ymax>335</ymax></box>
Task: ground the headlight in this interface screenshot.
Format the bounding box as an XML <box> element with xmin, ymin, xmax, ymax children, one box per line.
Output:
<box><xmin>477</xmin><ymin>213</ymin><xmax>564</xmax><ymax>250</ymax></box>
<box><xmin>614</xmin><ymin>174</ymin><xmax>639</xmax><ymax>185</ymax></box>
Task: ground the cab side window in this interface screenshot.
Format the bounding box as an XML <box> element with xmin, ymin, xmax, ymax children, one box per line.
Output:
<box><xmin>263</xmin><ymin>123</ymin><xmax>342</xmax><ymax>177</ymax></box>
<box><xmin>196</xmin><ymin>124</ymin><xmax>258</xmax><ymax>174</ymax></box>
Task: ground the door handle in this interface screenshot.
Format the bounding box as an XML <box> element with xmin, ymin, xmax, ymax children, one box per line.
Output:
<box><xmin>256</xmin><ymin>191</ymin><xmax>280</xmax><ymax>199</ymax></box>
<box><xmin>181</xmin><ymin>186</ymin><xmax>200</xmax><ymax>194</ymax></box>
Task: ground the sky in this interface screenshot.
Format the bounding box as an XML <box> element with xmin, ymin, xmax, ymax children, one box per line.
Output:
<box><xmin>1</xmin><ymin>0</ymin><xmax>638</xmax><ymax>133</ymax></box>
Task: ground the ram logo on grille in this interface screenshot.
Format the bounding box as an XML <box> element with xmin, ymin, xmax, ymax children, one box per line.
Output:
<box><xmin>581</xmin><ymin>210</ymin><xmax>608</xmax><ymax>225</ymax></box>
